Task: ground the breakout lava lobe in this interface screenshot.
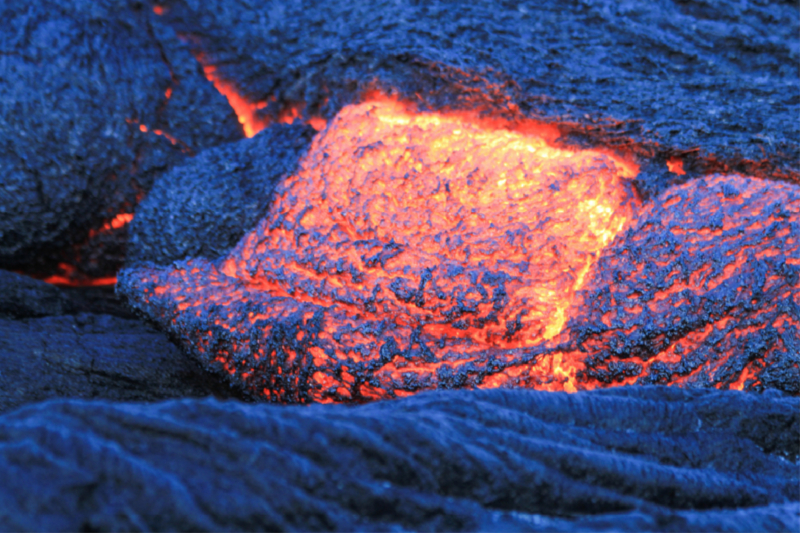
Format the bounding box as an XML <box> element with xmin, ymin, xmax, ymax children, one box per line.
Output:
<box><xmin>121</xmin><ymin>98</ymin><xmax>637</xmax><ymax>402</ymax></box>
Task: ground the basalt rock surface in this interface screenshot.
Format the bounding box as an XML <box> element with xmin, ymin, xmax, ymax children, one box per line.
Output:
<box><xmin>0</xmin><ymin>270</ymin><xmax>223</xmax><ymax>414</ymax></box>
<box><xmin>1</xmin><ymin>1</ymin><xmax>798</xmax><ymax>531</ymax></box>
<box><xmin>564</xmin><ymin>175</ymin><xmax>800</xmax><ymax>394</ymax></box>
<box><xmin>0</xmin><ymin>270</ymin><xmax>73</xmax><ymax>319</ymax></box>
<box><xmin>127</xmin><ymin>122</ymin><xmax>315</xmax><ymax>266</ymax></box>
<box><xmin>159</xmin><ymin>0</ymin><xmax>799</xmax><ymax>186</ymax></box>
<box><xmin>0</xmin><ymin>0</ymin><xmax>242</xmax><ymax>280</ymax></box>
<box><xmin>0</xmin><ymin>387</ymin><xmax>796</xmax><ymax>531</ymax></box>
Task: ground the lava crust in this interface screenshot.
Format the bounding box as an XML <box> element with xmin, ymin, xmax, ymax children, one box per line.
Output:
<box><xmin>1</xmin><ymin>387</ymin><xmax>797</xmax><ymax>531</ymax></box>
<box><xmin>159</xmin><ymin>0</ymin><xmax>799</xmax><ymax>180</ymax></box>
<box><xmin>0</xmin><ymin>0</ymin><xmax>242</xmax><ymax>284</ymax></box>
<box><xmin>564</xmin><ymin>175</ymin><xmax>800</xmax><ymax>394</ymax></box>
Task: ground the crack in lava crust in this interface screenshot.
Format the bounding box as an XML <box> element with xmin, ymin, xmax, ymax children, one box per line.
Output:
<box><xmin>122</xmin><ymin>97</ymin><xmax>643</xmax><ymax>402</ymax></box>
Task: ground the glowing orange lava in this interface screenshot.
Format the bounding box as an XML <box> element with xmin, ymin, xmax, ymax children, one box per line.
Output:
<box><xmin>34</xmin><ymin>212</ymin><xmax>135</xmax><ymax>287</ymax></box>
<box><xmin>667</xmin><ymin>157</ymin><xmax>686</xmax><ymax>175</ymax></box>
<box><xmin>222</xmin><ymin>98</ymin><xmax>637</xmax><ymax>345</ymax></box>
<box><xmin>88</xmin><ymin>213</ymin><xmax>134</xmax><ymax>239</ymax></box>
<box><xmin>126</xmin><ymin>118</ymin><xmax>185</xmax><ymax>149</ymax></box>
<box><xmin>42</xmin><ymin>263</ymin><xmax>116</xmax><ymax>287</ymax></box>
<box><xmin>198</xmin><ymin>61</ymin><xmax>270</xmax><ymax>138</ymax></box>
<box><xmin>124</xmin><ymin>95</ymin><xmax>640</xmax><ymax>402</ymax></box>
<box><xmin>191</xmin><ymin>53</ymin><xmax>326</xmax><ymax>138</ymax></box>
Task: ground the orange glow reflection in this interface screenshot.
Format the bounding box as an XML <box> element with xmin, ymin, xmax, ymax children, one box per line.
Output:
<box><xmin>42</xmin><ymin>263</ymin><xmax>116</xmax><ymax>287</ymax></box>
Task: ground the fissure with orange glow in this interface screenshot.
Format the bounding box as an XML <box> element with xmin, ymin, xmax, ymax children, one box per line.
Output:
<box><xmin>123</xmin><ymin>95</ymin><xmax>640</xmax><ymax>401</ymax></box>
<box><xmin>41</xmin><ymin>263</ymin><xmax>117</xmax><ymax>287</ymax></box>
<box><xmin>190</xmin><ymin>51</ymin><xmax>326</xmax><ymax>138</ymax></box>
<box><xmin>87</xmin><ymin>212</ymin><xmax>134</xmax><ymax>240</ymax></box>
<box><xmin>35</xmin><ymin>211</ymin><xmax>136</xmax><ymax>287</ymax></box>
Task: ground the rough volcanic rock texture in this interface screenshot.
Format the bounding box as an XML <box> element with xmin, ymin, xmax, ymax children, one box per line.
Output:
<box><xmin>0</xmin><ymin>387</ymin><xmax>797</xmax><ymax>531</ymax></box>
<box><xmin>127</xmin><ymin>123</ymin><xmax>315</xmax><ymax>266</ymax></box>
<box><xmin>0</xmin><ymin>269</ymin><xmax>221</xmax><ymax>413</ymax></box>
<box><xmin>0</xmin><ymin>313</ymin><xmax>222</xmax><ymax>415</ymax></box>
<box><xmin>0</xmin><ymin>0</ymin><xmax>242</xmax><ymax>279</ymax></box>
<box><xmin>0</xmin><ymin>270</ymin><xmax>72</xmax><ymax>319</ymax></box>
<box><xmin>160</xmin><ymin>0</ymin><xmax>799</xmax><ymax>179</ymax></box>
<box><xmin>562</xmin><ymin>174</ymin><xmax>800</xmax><ymax>394</ymax></box>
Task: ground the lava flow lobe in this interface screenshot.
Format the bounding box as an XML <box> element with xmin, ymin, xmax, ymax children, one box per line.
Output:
<box><xmin>121</xmin><ymin>96</ymin><xmax>639</xmax><ymax>402</ymax></box>
<box><xmin>564</xmin><ymin>175</ymin><xmax>800</xmax><ymax>393</ymax></box>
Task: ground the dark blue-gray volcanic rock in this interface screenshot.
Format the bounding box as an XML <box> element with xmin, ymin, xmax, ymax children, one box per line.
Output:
<box><xmin>0</xmin><ymin>270</ymin><xmax>71</xmax><ymax>319</ymax></box>
<box><xmin>2</xmin><ymin>3</ymin><xmax>798</xmax><ymax>531</ymax></box>
<box><xmin>0</xmin><ymin>0</ymin><xmax>242</xmax><ymax>278</ymax></box>
<box><xmin>0</xmin><ymin>312</ymin><xmax>224</xmax><ymax>415</ymax></box>
<box><xmin>127</xmin><ymin>123</ymin><xmax>315</xmax><ymax>266</ymax></box>
<box><xmin>160</xmin><ymin>0</ymin><xmax>799</xmax><ymax>180</ymax></box>
<box><xmin>0</xmin><ymin>269</ymin><xmax>224</xmax><ymax>414</ymax></box>
<box><xmin>0</xmin><ymin>387</ymin><xmax>797</xmax><ymax>531</ymax></box>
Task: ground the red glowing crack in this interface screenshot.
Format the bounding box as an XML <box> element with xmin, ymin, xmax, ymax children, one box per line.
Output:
<box><xmin>192</xmin><ymin>53</ymin><xmax>327</xmax><ymax>138</ymax></box>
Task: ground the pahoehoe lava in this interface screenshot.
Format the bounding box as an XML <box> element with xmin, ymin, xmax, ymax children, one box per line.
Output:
<box><xmin>2</xmin><ymin>0</ymin><xmax>799</xmax><ymax>530</ymax></box>
<box><xmin>120</xmin><ymin>97</ymin><xmax>799</xmax><ymax>402</ymax></box>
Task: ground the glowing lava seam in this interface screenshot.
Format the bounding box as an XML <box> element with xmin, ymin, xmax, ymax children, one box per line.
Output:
<box><xmin>191</xmin><ymin>53</ymin><xmax>326</xmax><ymax>138</ymax></box>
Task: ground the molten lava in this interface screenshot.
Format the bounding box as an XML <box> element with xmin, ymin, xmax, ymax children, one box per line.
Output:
<box><xmin>191</xmin><ymin>53</ymin><xmax>326</xmax><ymax>138</ymax></box>
<box><xmin>667</xmin><ymin>157</ymin><xmax>686</xmax><ymax>176</ymax></box>
<box><xmin>31</xmin><ymin>212</ymin><xmax>135</xmax><ymax>287</ymax></box>
<box><xmin>41</xmin><ymin>263</ymin><xmax>117</xmax><ymax>287</ymax></box>
<box><xmin>121</xmin><ymin>96</ymin><xmax>799</xmax><ymax>401</ymax></box>
<box><xmin>126</xmin><ymin>118</ymin><xmax>187</xmax><ymax>151</ymax></box>
<box><xmin>122</xmin><ymin>96</ymin><xmax>639</xmax><ymax>401</ymax></box>
<box><xmin>88</xmin><ymin>213</ymin><xmax>134</xmax><ymax>240</ymax></box>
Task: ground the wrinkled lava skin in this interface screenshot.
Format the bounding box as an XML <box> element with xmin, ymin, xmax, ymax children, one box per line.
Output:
<box><xmin>159</xmin><ymin>0</ymin><xmax>799</xmax><ymax>183</ymax></box>
<box><xmin>121</xmin><ymin>99</ymin><xmax>799</xmax><ymax>402</ymax></box>
<box><xmin>1</xmin><ymin>387</ymin><xmax>797</xmax><ymax>532</ymax></box>
<box><xmin>564</xmin><ymin>175</ymin><xmax>800</xmax><ymax>394</ymax></box>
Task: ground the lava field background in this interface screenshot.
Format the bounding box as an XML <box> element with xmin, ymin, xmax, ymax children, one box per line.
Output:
<box><xmin>0</xmin><ymin>0</ymin><xmax>798</xmax><ymax>531</ymax></box>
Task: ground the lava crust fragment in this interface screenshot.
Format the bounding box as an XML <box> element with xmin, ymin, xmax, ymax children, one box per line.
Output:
<box><xmin>127</xmin><ymin>123</ymin><xmax>316</xmax><ymax>266</ymax></box>
<box><xmin>0</xmin><ymin>0</ymin><xmax>241</xmax><ymax>282</ymax></box>
<box><xmin>563</xmin><ymin>175</ymin><xmax>800</xmax><ymax>394</ymax></box>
